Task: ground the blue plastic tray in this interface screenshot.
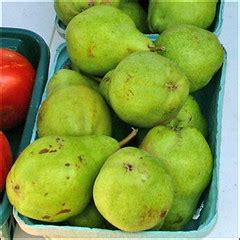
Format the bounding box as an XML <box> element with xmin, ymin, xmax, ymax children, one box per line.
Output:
<box><xmin>14</xmin><ymin>40</ymin><xmax>227</xmax><ymax>238</ymax></box>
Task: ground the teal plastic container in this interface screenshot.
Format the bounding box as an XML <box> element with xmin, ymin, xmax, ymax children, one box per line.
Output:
<box><xmin>0</xmin><ymin>27</ymin><xmax>50</xmax><ymax>239</ymax></box>
<box><xmin>14</xmin><ymin>42</ymin><xmax>227</xmax><ymax>238</ymax></box>
<box><xmin>0</xmin><ymin>195</ymin><xmax>14</xmax><ymax>240</ymax></box>
<box><xmin>55</xmin><ymin>0</ymin><xmax>224</xmax><ymax>38</ymax></box>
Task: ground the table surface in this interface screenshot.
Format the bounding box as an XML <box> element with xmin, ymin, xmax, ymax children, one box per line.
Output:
<box><xmin>2</xmin><ymin>1</ymin><xmax>238</xmax><ymax>239</ymax></box>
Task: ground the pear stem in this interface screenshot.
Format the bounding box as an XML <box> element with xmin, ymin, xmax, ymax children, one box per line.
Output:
<box><xmin>149</xmin><ymin>46</ymin><xmax>166</xmax><ymax>52</ymax></box>
<box><xmin>118</xmin><ymin>127</ymin><xmax>138</xmax><ymax>147</ymax></box>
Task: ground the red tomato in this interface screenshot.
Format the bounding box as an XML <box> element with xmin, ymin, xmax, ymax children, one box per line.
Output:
<box><xmin>0</xmin><ymin>131</ymin><xmax>13</xmax><ymax>192</ymax></box>
<box><xmin>0</xmin><ymin>48</ymin><xmax>36</xmax><ymax>130</ymax></box>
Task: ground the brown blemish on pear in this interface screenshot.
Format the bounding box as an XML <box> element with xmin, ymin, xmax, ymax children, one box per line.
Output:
<box><xmin>56</xmin><ymin>209</ymin><xmax>71</xmax><ymax>215</ymax></box>
<box><xmin>166</xmin><ymin>82</ymin><xmax>177</xmax><ymax>91</ymax></box>
<box><xmin>87</xmin><ymin>45</ymin><xmax>96</xmax><ymax>57</ymax></box>
<box><xmin>14</xmin><ymin>184</ymin><xmax>20</xmax><ymax>192</ymax></box>
<box><xmin>160</xmin><ymin>209</ymin><xmax>168</xmax><ymax>218</ymax></box>
<box><xmin>123</xmin><ymin>162</ymin><xmax>133</xmax><ymax>172</ymax></box>
<box><xmin>39</xmin><ymin>148</ymin><xmax>49</xmax><ymax>154</ymax></box>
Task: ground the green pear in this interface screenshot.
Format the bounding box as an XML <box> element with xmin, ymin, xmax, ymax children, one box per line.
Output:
<box><xmin>148</xmin><ymin>0</ymin><xmax>217</xmax><ymax>33</ymax></box>
<box><xmin>109</xmin><ymin>51</ymin><xmax>189</xmax><ymax>128</ymax></box>
<box><xmin>155</xmin><ymin>24</ymin><xmax>224</xmax><ymax>92</ymax></box>
<box><xmin>54</xmin><ymin>0</ymin><xmax>122</xmax><ymax>26</ymax></box>
<box><xmin>99</xmin><ymin>70</ymin><xmax>134</xmax><ymax>141</ymax></box>
<box><xmin>66</xmin><ymin>5</ymin><xmax>153</xmax><ymax>77</ymax></box>
<box><xmin>119</xmin><ymin>2</ymin><xmax>149</xmax><ymax>33</ymax></box>
<box><xmin>47</xmin><ymin>69</ymin><xmax>99</xmax><ymax>96</ymax></box>
<box><xmin>99</xmin><ymin>70</ymin><xmax>114</xmax><ymax>104</ymax></box>
<box><xmin>6</xmin><ymin>135</ymin><xmax>119</xmax><ymax>222</ymax></box>
<box><xmin>167</xmin><ymin>95</ymin><xmax>208</xmax><ymax>137</ymax></box>
<box><xmin>140</xmin><ymin>126</ymin><xmax>213</xmax><ymax>230</ymax></box>
<box><xmin>100</xmin><ymin>70</ymin><xmax>136</xmax><ymax>144</ymax></box>
<box><xmin>137</xmin><ymin>95</ymin><xmax>208</xmax><ymax>143</ymax></box>
<box><xmin>37</xmin><ymin>85</ymin><xmax>111</xmax><ymax>137</ymax></box>
<box><xmin>93</xmin><ymin>147</ymin><xmax>174</xmax><ymax>232</ymax></box>
<box><xmin>66</xmin><ymin>201</ymin><xmax>106</xmax><ymax>228</ymax></box>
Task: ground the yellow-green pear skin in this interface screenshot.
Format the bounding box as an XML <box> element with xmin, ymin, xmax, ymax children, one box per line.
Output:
<box><xmin>37</xmin><ymin>85</ymin><xmax>112</xmax><ymax>137</ymax></box>
<box><xmin>99</xmin><ymin>70</ymin><xmax>114</xmax><ymax>104</ymax></box>
<box><xmin>93</xmin><ymin>147</ymin><xmax>174</xmax><ymax>232</ymax></box>
<box><xmin>100</xmin><ymin>69</ymin><xmax>138</xmax><ymax>143</ymax></box>
<box><xmin>109</xmin><ymin>51</ymin><xmax>189</xmax><ymax>128</ymax></box>
<box><xmin>148</xmin><ymin>0</ymin><xmax>217</xmax><ymax>33</ymax></box>
<box><xmin>66</xmin><ymin>5</ymin><xmax>153</xmax><ymax>76</ymax></box>
<box><xmin>167</xmin><ymin>95</ymin><xmax>208</xmax><ymax>137</ymax></box>
<box><xmin>155</xmin><ymin>24</ymin><xmax>224</xmax><ymax>92</ymax></box>
<box><xmin>140</xmin><ymin>126</ymin><xmax>213</xmax><ymax>230</ymax></box>
<box><xmin>54</xmin><ymin>0</ymin><xmax>121</xmax><ymax>26</ymax></box>
<box><xmin>66</xmin><ymin>201</ymin><xmax>106</xmax><ymax>228</ymax></box>
<box><xmin>47</xmin><ymin>69</ymin><xmax>99</xmax><ymax>96</ymax></box>
<box><xmin>6</xmin><ymin>135</ymin><xmax>119</xmax><ymax>222</ymax></box>
<box><xmin>119</xmin><ymin>2</ymin><xmax>149</xmax><ymax>33</ymax></box>
<box><xmin>100</xmin><ymin>70</ymin><xmax>134</xmax><ymax>142</ymax></box>
<box><xmin>137</xmin><ymin>95</ymin><xmax>208</xmax><ymax>143</ymax></box>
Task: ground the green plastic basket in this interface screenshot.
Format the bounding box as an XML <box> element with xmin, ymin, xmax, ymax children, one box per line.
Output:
<box><xmin>55</xmin><ymin>0</ymin><xmax>224</xmax><ymax>39</ymax></box>
<box><xmin>14</xmin><ymin>41</ymin><xmax>227</xmax><ymax>238</ymax></box>
<box><xmin>0</xmin><ymin>27</ymin><xmax>50</xmax><ymax>239</ymax></box>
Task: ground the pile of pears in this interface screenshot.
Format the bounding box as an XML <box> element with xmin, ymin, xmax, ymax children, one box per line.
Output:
<box><xmin>6</xmin><ymin>0</ymin><xmax>224</xmax><ymax>233</ymax></box>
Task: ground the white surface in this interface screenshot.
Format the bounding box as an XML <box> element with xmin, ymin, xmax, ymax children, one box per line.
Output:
<box><xmin>1</xmin><ymin>1</ymin><xmax>238</xmax><ymax>239</ymax></box>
